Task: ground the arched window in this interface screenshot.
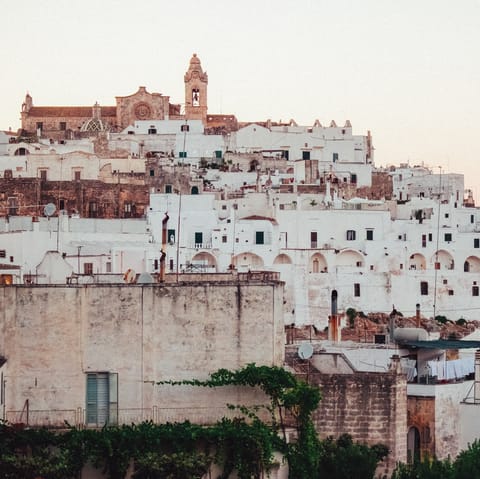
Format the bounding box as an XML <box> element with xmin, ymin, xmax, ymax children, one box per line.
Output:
<box><xmin>407</xmin><ymin>427</ymin><xmax>421</xmax><ymax>463</ymax></box>
<box><xmin>191</xmin><ymin>186</ymin><xmax>199</xmax><ymax>195</ymax></box>
<box><xmin>465</xmin><ymin>261</ymin><xmax>470</xmax><ymax>272</ymax></box>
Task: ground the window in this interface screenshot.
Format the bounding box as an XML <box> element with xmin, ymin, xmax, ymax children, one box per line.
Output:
<box><xmin>420</xmin><ymin>281</ymin><xmax>429</xmax><ymax>295</ymax></box>
<box><xmin>473</xmin><ymin>286</ymin><xmax>479</xmax><ymax>297</ymax></box>
<box><xmin>445</xmin><ymin>213</ymin><xmax>449</xmax><ymax>218</ymax></box>
<box><xmin>332</xmin><ymin>152</ymin><xmax>338</xmax><ymax>162</ymax></box>
<box><xmin>233</xmin><ymin>204</ymin><xmax>238</xmax><ymax>210</ymax></box>
<box><xmin>86</xmin><ymin>372</ymin><xmax>118</xmax><ymax>426</ymax></box>
<box><xmin>448</xmin><ymin>290</ymin><xmax>454</xmax><ymax>296</ymax></box>
<box><xmin>346</xmin><ymin>230</ymin><xmax>356</xmax><ymax>241</ymax></box>
<box><xmin>106</xmin><ymin>262</ymin><xmax>112</xmax><ymax>273</ymax></box>
<box><xmin>9</xmin><ymin>256</ymin><xmax>13</xmax><ymax>263</ymax></box>
<box><xmin>167</xmin><ymin>229</ymin><xmax>176</xmax><ymax>244</ymax></box>
<box><xmin>222</xmin><ymin>235</ymin><xmax>227</xmax><ymax>243</ymax></box>
<box><xmin>302</xmin><ymin>151</ymin><xmax>310</xmax><ymax>160</ymax></box>
<box><xmin>148</xmin><ymin>127</ymin><xmax>157</xmax><ymax>134</ymax></box>
<box><xmin>475</xmin><ymin>238</ymin><xmax>480</xmax><ymax>249</ymax></box>
<box><xmin>89</xmin><ymin>202</ymin><xmax>97</xmax><ymax>218</ymax></box>
<box><xmin>351</xmin><ymin>173</ymin><xmax>357</xmax><ymax>184</ymax></box>
<box><xmin>192</xmin><ymin>88</ymin><xmax>200</xmax><ymax>106</ymax></box>
<box><xmin>36</xmin><ymin>122</ymin><xmax>43</xmax><ymax>131</ymax></box>
<box><xmin>74</xmin><ymin>170</ymin><xmax>81</xmax><ymax>181</ymax></box>
<box><xmin>422</xmin><ymin>234</ymin><xmax>426</xmax><ymax>247</ymax></box>
<box><xmin>310</xmin><ymin>232</ymin><xmax>317</xmax><ymax>248</ymax></box>
<box><xmin>195</xmin><ymin>232</ymin><xmax>203</xmax><ymax>245</ymax></box>
<box><xmin>165</xmin><ymin>184</ymin><xmax>172</xmax><ymax>194</ymax></box>
<box><xmin>0</xmin><ymin>250</ymin><xmax>5</xmax><ymax>258</ymax></box>
<box><xmin>149</xmin><ymin>169</ymin><xmax>155</xmax><ymax>177</ymax></box>
<box><xmin>366</xmin><ymin>229</ymin><xmax>373</xmax><ymax>241</ymax></box>
<box><xmin>215</xmin><ymin>150</ymin><xmax>222</xmax><ymax>159</ymax></box>
<box><xmin>181</xmin><ymin>124</ymin><xmax>190</xmax><ymax>132</ymax></box>
<box><xmin>179</xmin><ymin>151</ymin><xmax>187</xmax><ymax>158</ymax></box>
<box><xmin>60</xmin><ymin>122</ymin><xmax>66</xmax><ymax>131</ymax></box>
<box><xmin>191</xmin><ymin>186</ymin><xmax>199</xmax><ymax>195</ymax></box>
<box><xmin>7</xmin><ymin>197</ymin><xmax>17</xmax><ymax>216</ymax></box>
<box><xmin>444</xmin><ymin>233</ymin><xmax>452</xmax><ymax>242</ymax></box>
<box><xmin>471</xmin><ymin>215</ymin><xmax>475</xmax><ymax>224</ymax></box>
<box><xmin>221</xmin><ymin>205</ymin><xmax>227</xmax><ymax>210</ymax></box>
<box><xmin>59</xmin><ymin>199</ymin><xmax>65</xmax><ymax>210</ymax></box>
<box><xmin>39</xmin><ymin>169</ymin><xmax>47</xmax><ymax>181</ymax></box>
<box><xmin>354</xmin><ymin>283</ymin><xmax>361</xmax><ymax>297</ymax></box>
<box><xmin>428</xmin><ymin>233</ymin><xmax>433</xmax><ymax>242</ymax></box>
<box><xmin>84</xmin><ymin>263</ymin><xmax>93</xmax><ymax>275</ymax></box>
<box><xmin>255</xmin><ymin>231</ymin><xmax>265</xmax><ymax>245</ymax></box>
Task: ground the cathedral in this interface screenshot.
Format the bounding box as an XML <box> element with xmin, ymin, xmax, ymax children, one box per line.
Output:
<box><xmin>20</xmin><ymin>54</ymin><xmax>237</xmax><ymax>140</ymax></box>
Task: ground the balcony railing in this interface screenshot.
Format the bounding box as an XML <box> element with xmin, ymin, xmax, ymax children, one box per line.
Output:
<box><xmin>5</xmin><ymin>406</ymin><xmax>274</xmax><ymax>428</ymax></box>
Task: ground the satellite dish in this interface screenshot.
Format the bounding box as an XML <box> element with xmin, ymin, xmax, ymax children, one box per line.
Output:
<box><xmin>43</xmin><ymin>203</ymin><xmax>56</xmax><ymax>217</ymax></box>
<box><xmin>137</xmin><ymin>272</ymin><xmax>154</xmax><ymax>284</ymax></box>
<box><xmin>298</xmin><ymin>343</ymin><xmax>314</xmax><ymax>360</ymax></box>
<box><xmin>123</xmin><ymin>268</ymin><xmax>136</xmax><ymax>284</ymax></box>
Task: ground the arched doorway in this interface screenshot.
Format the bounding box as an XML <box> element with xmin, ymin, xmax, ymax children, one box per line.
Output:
<box><xmin>232</xmin><ymin>252</ymin><xmax>264</xmax><ymax>272</ymax></box>
<box><xmin>191</xmin><ymin>186</ymin><xmax>199</xmax><ymax>195</ymax></box>
<box><xmin>310</xmin><ymin>253</ymin><xmax>327</xmax><ymax>273</ymax></box>
<box><xmin>407</xmin><ymin>426</ymin><xmax>420</xmax><ymax>463</ymax></box>
<box><xmin>189</xmin><ymin>252</ymin><xmax>217</xmax><ymax>272</ymax></box>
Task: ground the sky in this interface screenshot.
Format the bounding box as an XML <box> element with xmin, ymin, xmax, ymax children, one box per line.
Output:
<box><xmin>1</xmin><ymin>0</ymin><xmax>479</xmax><ymax>197</ymax></box>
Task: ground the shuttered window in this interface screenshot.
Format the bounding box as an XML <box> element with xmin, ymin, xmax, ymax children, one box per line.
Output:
<box><xmin>86</xmin><ymin>372</ymin><xmax>118</xmax><ymax>426</ymax></box>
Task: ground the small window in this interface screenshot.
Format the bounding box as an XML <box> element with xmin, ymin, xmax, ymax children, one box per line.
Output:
<box><xmin>255</xmin><ymin>231</ymin><xmax>265</xmax><ymax>245</ymax></box>
<box><xmin>310</xmin><ymin>232</ymin><xmax>317</xmax><ymax>248</ymax></box>
<box><xmin>233</xmin><ymin>204</ymin><xmax>238</xmax><ymax>210</ymax></box>
<box><xmin>332</xmin><ymin>152</ymin><xmax>338</xmax><ymax>162</ymax></box>
<box><xmin>59</xmin><ymin>199</ymin><xmax>65</xmax><ymax>210</ymax></box>
<box><xmin>7</xmin><ymin>197</ymin><xmax>17</xmax><ymax>215</ymax></box>
<box><xmin>191</xmin><ymin>186</ymin><xmax>199</xmax><ymax>195</ymax></box>
<box><xmin>39</xmin><ymin>169</ymin><xmax>47</xmax><ymax>181</ymax></box>
<box><xmin>165</xmin><ymin>184</ymin><xmax>172</xmax><ymax>194</ymax></box>
<box><xmin>0</xmin><ymin>250</ymin><xmax>5</xmax><ymax>258</ymax></box>
<box><xmin>86</xmin><ymin>372</ymin><xmax>118</xmax><ymax>426</ymax></box>
<box><xmin>366</xmin><ymin>229</ymin><xmax>373</xmax><ymax>241</ymax></box>
<box><xmin>106</xmin><ymin>262</ymin><xmax>112</xmax><ymax>273</ymax></box>
<box><xmin>222</xmin><ymin>235</ymin><xmax>227</xmax><ymax>243</ymax></box>
<box><xmin>89</xmin><ymin>202</ymin><xmax>97</xmax><ymax>218</ymax></box>
<box><xmin>181</xmin><ymin>124</ymin><xmax>190</xmax><ymax>132</ymax></box>
<box><xmin>472</xmin><ymin>286</ymin><xmax>479</xmax><ymax>296</ymax></box>
<box><xmin>60</xmin><ymin>122</ymin><xmax>66</xmax><ymax>131</ymax></box>
<box><xmin>302</xmin><ymin>151</ymin><xmax>310</xmax><ymax>160</ymax></box>
<box><xmin>474</xmin><ymin>238</ymin><xmax>480</xmax><ymax>249</ymax></box>
<box><xmin>149</xmin><ymin>169</ymin><xmax>155</xmax><ymax>177</ymax></box>
<box><xmin>346</xmin><ymin>230</ymin><xmax>356</xmax><ymax>241</ymax></box>
<box><xmin>124</xmin><ymin>203</ymin><xmax>132</xmax><ymax>213</ymax></box>
<box><xmin>351</xmin><ymin>173</ymin><xmax>357</xmax><ymax>184</ymax></box>
<box><xmin>195</xmin><ymin>232</ymin><xmax>203</xmax><ymax>245</ymax></box>
<box><xmin>445</xmin><ymin>213</ymin><xmax>449</xmax><ymax>218</ymax></box>
<box><xmin>74</xmin><ymin>170</ymin><xmax>81</xmax><ymax>181</ymax></box>
<box><xmin>36</xmin><ymin>122</ymin><xmax>43</xmax><ymax>131</ymax></box>
<box><xmin>167</xmin><ymin>229</ymin><xmax>175</xmax><ymax>243</ymax></box>
<box><xmin>420</xmin><ymin>281</ymin><xmax>429</xmax><ymax>295</ymax></box>
<box><xmin>428</xmin><ymin>233</ymin><xmax>433</xmax><ymax>242</ymax></box>
<box><xmin>9</xmin><ymin>256</ymin><xmax>14</xmax><ymax>263</ymax></box>
<box><xmin>448</xmin><ymin>290</ymin><xmax>454</xmax><ymax>296</ymax></box>
<box><xmin>422</xmin><ymin>234</ymin><xmax>426</xmax><ymax>247</ymax></box>
<box><xmin>221</xmin><ymin>205</ymin><xmax>227</xmax><ymax>210</ymax></box>
<box><xmin>148</xmin><ymin>127</ymin><xmax>157</xmax><ymax>134</ymax></box>
<box><xmin>471</xmin><ymin>215</ymin><xmax>475</xmax><ymax>224</ymax></box>
<box><xmin>444</xmin><ymin>233</ymin><xmax>452</xmax><ymax>242</ymax></box>
<box><xmin>84</xmin><ymin>263</ymin><xmax>93</xmax><ymax>275</ymax></box>
<box><xmin>179</xmin><ymin>151</ymin><xmax>187</xmax><ymax>158</ymax></box>
<box><xmin>354</xmin><ymin>283</ymin><xmax>361</xmax><ymax>297</ymax></box>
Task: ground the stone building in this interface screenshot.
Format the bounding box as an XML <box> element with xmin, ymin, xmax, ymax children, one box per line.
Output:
<box><xmin>19</xmin><ymin>54</ymin><xmax>237</xmax><ymax>140</ymax></box>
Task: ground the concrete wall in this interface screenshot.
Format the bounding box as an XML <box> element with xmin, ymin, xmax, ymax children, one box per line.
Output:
<box><xmin>0</xmin><ymin>281</ymin><xmax>284</xmax><ymax>426</ymax></box>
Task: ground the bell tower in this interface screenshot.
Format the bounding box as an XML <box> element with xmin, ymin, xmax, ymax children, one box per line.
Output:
<box><xmin>184</xmin><ymin>53</ymin><xmax>208</xmax><ymax>124</ymax></box>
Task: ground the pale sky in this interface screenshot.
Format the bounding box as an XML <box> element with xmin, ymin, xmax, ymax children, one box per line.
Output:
<box><xmin>1</xmin><ymin>0</ymin><xmax>479</xmax><ymax>197</ymax></box>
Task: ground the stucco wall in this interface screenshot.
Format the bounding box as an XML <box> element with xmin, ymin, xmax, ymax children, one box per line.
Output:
<box><xmin>0</xmin><ymin>281</ymin><xmax>284</xmax><ymax>425</ymax></box>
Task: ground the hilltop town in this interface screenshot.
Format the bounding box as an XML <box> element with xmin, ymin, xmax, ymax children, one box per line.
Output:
<box><xmin>1</xmin><ymin>54</ymin><xmax>480</xmax><ymax>478</ymax></box>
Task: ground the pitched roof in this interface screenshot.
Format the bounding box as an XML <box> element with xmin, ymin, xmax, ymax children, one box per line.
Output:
<box><xmin>27</xmin><ymin>106</ymin><xmax>117</xmax><ymax>118</ymax></box>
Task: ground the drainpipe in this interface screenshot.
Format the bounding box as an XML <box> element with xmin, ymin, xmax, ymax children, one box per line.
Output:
<box><xmin>475</xmin><ymin>350</ymin><xmax>480</xmax><ymax>404</ymax></box>
<box><xmin>159</xmin><ymin>213</ymin><xmax>169</xmax><ymax>282</ymax></box>
<box><xmin>416</xmin><ymin>303</ymin><xmax>421</xmax><ymax>328</ymax></box>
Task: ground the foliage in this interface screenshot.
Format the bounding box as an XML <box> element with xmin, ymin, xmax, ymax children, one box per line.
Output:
<box><xmin>318</xmin><ymin>434</ymin><xmax>389</xmax><ymax>479</ymax></box>
<box><xmin>346</xmin><ymin>307</ymin><xmax>357</xmax><ymax>328</ymax></box>
<box><xmin>454</xmin><ymin>439</ymin><xmax>480</xmax><ymax>479</ymax></box>
<box><xmin>455</xmin><ymin>318</ymin><xmax>467</xmax><ymax>327</ymax></box>
<box><xmin>0</xmin><ymin>365</ymin><xmax>387</xmax><ymax>479</ymax></box>
<box><xmin>435</xmin><ymin>315</ymin><xmax>449</xmax><ymax>324</ymax></box>
<box><xmin>392</xmin><ymin>457</ymin><xmax>454</xmax><ymax>479</ymax></box>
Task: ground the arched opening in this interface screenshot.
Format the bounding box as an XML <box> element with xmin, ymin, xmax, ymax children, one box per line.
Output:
<box><xmin>189</xmin><ymin>252</ymin><xmax>217</xmax><ymax>272</ymax></box>
<box><xmin>14</xmin><ymin>147</ymin><xmax>29</xmax><ymax>156</ymax></box>
<box><xmin>232</xmin><ymin>252</ymin><xmax>264</xmax><ymax>272</ymax></box>
<box><xmin>431</xmin><ymin>250</ymin><xmax>454</xmax><ymax>270</ymax></box>
<box><xmin>310</xmin><ymin>253</ymin><xmax>327</xmax><ymax>273</ymax></box>
<box><xmin>191</xmin><ymin>186</ymin><xmax>199</xmax><ymax>195</ymax></box>
<box><xmin>335</xmin><ymin>250</ymin><xmax>364</xmax><ymax>269</ymax></box>
<box><xmin>331</xmin><ymin>290</ymin><xmax>338</xmax><ymax>315</ymax></box>
<box><xmin>273</xmin><ymin>254</ymin><xmax>292</xmax><ymax>265</ymax></box>
<box><xmin>407</xmin><ymin>426</ymin><xmax>421</xmax><ymax>463</ymax></box>
<box><xmin>408</xmin><ymin>253</ymin><xmax>426</xmax><ymax>270</ymax></box>
<box><xmin>465</xmin><ymin>256</ymin><xmax>480</xmax><ymax>272</ymax></box>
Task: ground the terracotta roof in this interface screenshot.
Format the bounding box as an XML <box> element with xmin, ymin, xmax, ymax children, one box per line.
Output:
<box><xmin>27</xmin><ymin>106</ymin><xmax>117</xmax><ymax>118</ymax></box>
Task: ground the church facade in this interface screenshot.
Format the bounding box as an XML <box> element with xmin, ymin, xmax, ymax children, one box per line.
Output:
<box><xmin>20</xmin><ymin>54</ymin><xmax>236</xmax><ymax>140</ymax></box>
